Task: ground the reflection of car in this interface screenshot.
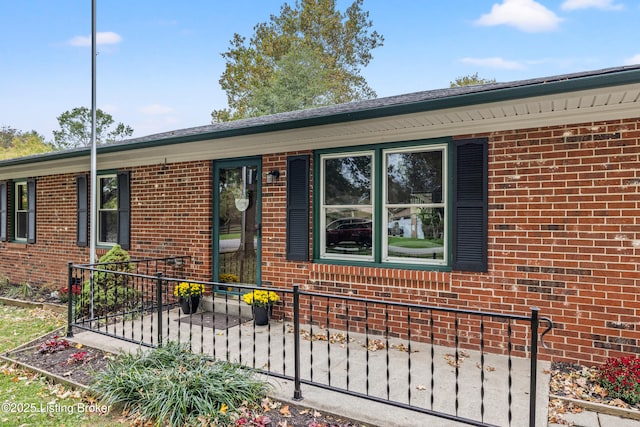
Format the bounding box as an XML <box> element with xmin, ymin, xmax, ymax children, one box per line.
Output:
<box><xmin>326</xmin><ymin>218</ymin><xmax>372</xmax><ymax>247</ymax></box>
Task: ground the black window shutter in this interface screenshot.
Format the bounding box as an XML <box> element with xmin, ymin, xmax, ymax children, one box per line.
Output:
<box><xmin>286</xmin><ymin>155</ymin><xmax>309</xmax><ymax>261</ymax></box>
<box><xmin>117</xmin><ymin>171</ymin><xmax>130</xmax><ymax>250</ymax></box>
<box><xmin>0</xmin><ymin>182</ymin><xmax>6</xmax><ymax>242</ymax></box>
<box><xmin>27</xmin><ymin>178</ymin><xmax>36</xmax><ymax>244</ymax></box>
<box><xmin>76</xmin><ymin>175</ymin><xmax>88</xmax><ymax>247</ymax></box>
<box><xmin>452</xmin><ymin>138</ymin><xmax>488</xmax><ymax>272</ymax></box>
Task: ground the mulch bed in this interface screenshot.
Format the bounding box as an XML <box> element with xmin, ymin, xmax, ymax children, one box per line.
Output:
<box><xmin>2</xmin><ymin>327</ymin><xmax>368</xmax><ymax>426</ymax></box>
<box><xmin>3</xmin><ymin>329</ymin><xmax>113</xmax><ymax>387</ymax></box>
<box><xmin>4</xmin><ymin>286</ymin><xmax>639</xmax><ymax>426</ymax></box>
<box><xmin>547</xmin><ymin>361</ymin><xmax>640</xmax><ymax>425</ymax></box>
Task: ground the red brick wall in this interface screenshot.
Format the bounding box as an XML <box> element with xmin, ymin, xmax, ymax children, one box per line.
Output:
<box><xmin>261</xmin><ymin>151</ymin><xmax>313</xmax><ymax>290</ymax></box>
<box><xmin>1</xmin><ymin>119</ymin><xmax>639</xmax><ymax>365</ymax></box>
<box><xmin>486</xmin><ymin>119</ymin><xmax>640</xmax><ymax>364</ymax></box>
<box><xmin>0</xmin><ymin>161</ymin><xmax>213</xmax><ymax>290</ymax></box>
<box><xmin>130</xmin><ymin>161</ymin><xmax>212</xmax><ymax>281</ymax></box>
<box><xmin>0</xmin><ymin>173</ymin><xmax>87</xmax><ymax>291</ymax></box>
<box><xmin>260</xmin><ymin>119</ymin><xmax>640</xmax><ymax>365</ymax></box>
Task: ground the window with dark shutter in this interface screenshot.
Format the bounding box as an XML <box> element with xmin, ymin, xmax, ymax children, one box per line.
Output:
<box><xmin>27</xmin><ymin>179</ymin><xmax>36</xmax><ymax>244</ymax></box>
<box><xmin>0</xmin><ymin>182</ymin><xmax>6</xmax><ymax>242</ymax></box>
<box><xmin>452</xmin><ymin>138</ymin><xmax>488</xmax><ymax>272</ymax></box>
<box><xmin>286</xmin><ymin>155</ymin><xmax>309</xmax><ymax>261</ymax></box>
<box><xmin>76</xmin><ymin>175</ymin><xmax>88</xmax><ymax>247</ymax></box>
<box><xmin>117</xmin><ymin>171</ymin><xmax>130</xmax><ymax>250</ymax></box>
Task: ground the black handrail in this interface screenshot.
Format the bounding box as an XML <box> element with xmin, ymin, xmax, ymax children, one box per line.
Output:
<box><xmin>66</xmin><ymin>261</ymin><xmax>552</xmax><ymax>427</ymax></box>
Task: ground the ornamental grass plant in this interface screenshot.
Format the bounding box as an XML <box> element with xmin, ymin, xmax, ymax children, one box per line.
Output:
<box><xmin>91</xmin><ymin>341</ymin><xmax>271</xmax><ymax>426</ymax></box>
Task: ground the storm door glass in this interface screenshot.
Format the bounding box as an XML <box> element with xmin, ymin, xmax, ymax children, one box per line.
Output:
<box><xmin>216</xmin><ymin>162</ymin><xmax>261</xmax><ymax>290</ymax></box>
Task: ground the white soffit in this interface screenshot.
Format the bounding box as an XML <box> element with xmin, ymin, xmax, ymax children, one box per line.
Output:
<box><xmin>163</xmin><ymin>83</ymin><xmax>640</xmax><ymax>156</ymax></box>
<box><xmin>1</xmin><ymin>83</ymin><xmax>640</xmax><ymax>179</ymax></box>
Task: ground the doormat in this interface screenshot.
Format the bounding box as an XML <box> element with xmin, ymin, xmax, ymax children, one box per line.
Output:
<box><xmin>176</xmin><ymin>312</ymin><xmax>251</xmax><ymax>330</ymax></box>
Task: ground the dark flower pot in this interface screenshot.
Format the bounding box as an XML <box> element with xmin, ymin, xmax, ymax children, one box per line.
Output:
<box><xmin>253</xmin><ymin>305</ymin><xmax>270</xmax><ymax>326</ymax></box>
<box><xmin>180</xmin><ymin>296</ymin><xmax>201</xmax><ymax>314</ymax></box>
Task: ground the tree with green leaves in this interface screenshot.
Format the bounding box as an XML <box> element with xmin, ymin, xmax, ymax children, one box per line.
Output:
<box><xmin>450</xmin><ymin>72</ymin><xmax>496</xmax><ymax>88</ymax></box>
<box><xmin>0</xmin><ymin>126</ymin><xmax>53</xmax><ymax>160</ymax></box>
<box><xmin>53</xmin><ymin>107</ymin><xmax>133</xmax><ymax>149</ymax></box>
<box><xmin>212</xmin><ymin>0</ymin><xmax>384</xmax><ymax>122</ymax></box>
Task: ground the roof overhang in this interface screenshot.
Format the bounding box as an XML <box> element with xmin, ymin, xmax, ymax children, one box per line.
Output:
<box><xmin>2</xmin><ymin>66</ymin><xmax>640</xmax><ymax>180</ymax></box>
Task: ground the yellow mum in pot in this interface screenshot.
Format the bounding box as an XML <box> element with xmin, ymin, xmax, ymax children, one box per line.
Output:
<box><xmin>173</xmin><ymin>282</ymin><xmax>205</xmax><ymax>298</ymax></box>
<box><xmin>242</xmin><ymin>290</ymin><xmax>280</xmax><ymax>308</ymax></box>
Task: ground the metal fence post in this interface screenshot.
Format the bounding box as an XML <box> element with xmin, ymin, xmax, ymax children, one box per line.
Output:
<box><xmin>66</xmin><ymin>262</ymin><xmax>74</xmax><ymax>338</ymax></box>
<box><xmin>293</xmin><ymin>284</ymin><xmax>303</xmax><ymax>400</ymax></box>
<box><xmin>529</xmin><ymin>307</ymin><xmax>540</xmax><ymax>427</ymax></box>
<box><xmin>156</xmin><ymin>273</ymin><xmax>164</xmax><ymax>347</ymax></box>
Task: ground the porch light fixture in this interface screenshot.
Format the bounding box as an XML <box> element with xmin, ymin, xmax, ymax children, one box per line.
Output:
<box><xmin>266</xmin><ymin>170</ymin><xmax>280</xmax><ymax>184</ymax></box>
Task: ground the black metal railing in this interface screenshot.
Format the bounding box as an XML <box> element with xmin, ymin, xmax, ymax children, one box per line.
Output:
<box><xmin>67</xmin><ymin>262</ymin><xmax>552</xmax><ymax>427</ymax></box>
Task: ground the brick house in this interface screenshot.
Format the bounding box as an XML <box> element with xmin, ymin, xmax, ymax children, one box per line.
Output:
<box><xmin>1</xmin><ymin>65</ymin><xmax>640</xmax><ymax>365</ymax></box>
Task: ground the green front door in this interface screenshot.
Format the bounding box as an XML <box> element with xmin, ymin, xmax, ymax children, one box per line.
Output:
<box><xmin>213</xmin><ymin>158</ymin><xmax>261</xmax><ymax>289</ymax></box>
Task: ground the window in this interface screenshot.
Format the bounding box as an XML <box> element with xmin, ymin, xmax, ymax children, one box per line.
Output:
<box><xmin>384</xmin><ymin>146</ymin><xmax>445</xmax><ymax>264</ymax></box>
<box><xmin>315</xmin><ymin>138</ymin><xmax>487</xmax><ymax>271</ymax></box>
<box><xmin>319</xmin><ymin>145</ymin><xmax>445</xmax><ymax>265</ymax></box>
<box><xmin>0</xmin><ymin>182</ymin><xmax>6</xmax><ymax>242</ymax></box>
<box><xmin>320</xmin><ymin>152</ymin><xmax>374</xmax><ymax>261</ymax></box>
<box><xmin>14</xmin><ymin>182</ymin><xmax>28</xmax><ymax>241</ymax></box>
<box><xmin>77</xmin><ymin>171</ymin><xmax>130</xmax><ymax>249</ymax></box>
<box><xmin>12</xmin><ymin>179</ymin><xmax>36</xmax><ymax>243</ymax></box>
<box><xmin>98</xmin><ymin>175</ymin><xmax>118</xmax><ymax>244</ymax></box>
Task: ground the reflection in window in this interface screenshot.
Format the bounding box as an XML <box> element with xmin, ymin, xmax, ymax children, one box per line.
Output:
<box><xmin>98</xmin><ymin>176</ymin><xmax>118</xmax><ymax>244</ymax></box>
<box><xmin>15</xmin><ymin>182</ymin><xmax>27</xmax><ymax>240</ymax></box>
<box><xmin>384</xmin><ymin>147</ymin><xmax>445</xmax><ymax>264</ymax></box>
<box><xmin>319</xmin><ymin>143</ymin><xmax>447</xmax><ymax>266</ymax></box>
<box><xmin>321</xmin><ymin>153</ymin><xmax>373</xmax><ymax>260</ymax></box>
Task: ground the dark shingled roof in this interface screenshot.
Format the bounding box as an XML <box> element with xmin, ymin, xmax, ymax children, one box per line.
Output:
<box><xmin>2</xmin><ymin>64</ymin><xmax>640</xmax><ymax>167</ymax></box>
<box><xmin>118</xmin><ymin>64</ymin><xmax>640</xmax><ymax>146</ymax></box>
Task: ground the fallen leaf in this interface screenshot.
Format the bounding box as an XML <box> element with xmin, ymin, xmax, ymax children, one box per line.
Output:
<box><xmin>366</xmin><ymin>339</ymin><xmax>386</xmax><ymax>351</ymax></box>
<box><xmin>279</xmin><ymin>405</ymin><xmax>291</xmax><ymax>417</ymax></box>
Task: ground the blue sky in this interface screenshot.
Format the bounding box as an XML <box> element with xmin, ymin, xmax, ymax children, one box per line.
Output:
<box><xmin>1</xmin><ymin>0</ymin><xmax>638</xmax><ymax>141</ymax></box>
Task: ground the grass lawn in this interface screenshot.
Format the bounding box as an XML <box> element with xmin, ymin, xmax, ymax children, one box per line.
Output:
<box><xmin>0</xmin><ymin>304</ymin><xmax>121</xmax><ymax>427</ymax></box>
<box><xmin>388</xmin><ymin>236</ymin><xmax>443</xmax><ymax>248</ymax></box>
<box><xmin>0</xmin><ymin>305</ymin><xmax>64</xmax><ymax>352</ymax></box>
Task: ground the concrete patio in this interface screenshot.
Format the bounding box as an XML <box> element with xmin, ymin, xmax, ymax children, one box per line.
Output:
<box><xmin>70</xmin><ymin>304</ymin><xmax>551</xmax><ymax>427</ymax></box>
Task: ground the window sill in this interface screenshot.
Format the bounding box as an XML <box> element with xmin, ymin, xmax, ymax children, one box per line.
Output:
<box><xmin>312</xmin><ymin>258</ymin><xmax>452</xmax><ymax>273</ymax></box>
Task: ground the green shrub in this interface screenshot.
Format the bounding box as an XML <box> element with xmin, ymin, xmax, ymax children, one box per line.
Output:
<box><xmin>4</xmin><ymin>282</ymin><xmax>33</xmax><ymax>299</ymax></box>
<box><xmin>91</xmin><ymin>342</ymin><xmax>271</xmax><ymax>426</ymax></box>
<box><xmin>79</xmin><ymin>245</ymin><xmax>139</xmax><ymax>316</ymax></box>
<box><xmin>597</xmin><ymin>355</ymin><xmax>640</xmax><ymax>405</ymax></box>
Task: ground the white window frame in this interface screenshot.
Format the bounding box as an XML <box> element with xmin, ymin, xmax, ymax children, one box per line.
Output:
<box><xmin>319</xmin><ymin>151</ymin><xmax>375</xmax><ymax>262</ymax></box>
<box><xmin>97</xmin><ymin>174</ymin><xmax>118</xmax><ymax>246</ymax></box>
<box><xmin>14</xmin><ymin>181</ymin><xmax>27</xmax><ymax>241</ymax></box>
<box><xmin>382</xmin><ymin>145</ymin><xmax>447</xmax><ymax>265</ymax></box>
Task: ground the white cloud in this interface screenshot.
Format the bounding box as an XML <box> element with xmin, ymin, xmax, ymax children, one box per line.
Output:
<box><xmin>624</xmin><ymin>54</ymin><xmax>640</xmax><ymax>65</ymax></box>
<box><xmin>561</xmin><ymin>0</ymin><xmax>623</xmax><ymax>10</ymax></box>
<box><xmin>100</xmin><ymin>104</ymin><xmax>120</xmax><ymax>114</ymax></box>
<box><xmin>460</xmin><ymin>57</ymin><xmax>526</xmax><ymax>70</ymax></box>
<box><xmin>139</xmin><ymin>104</ymin><xmax>175</xmax><ymax>115</ymax></box>
<box><xmin>68</xmin><ymin>31</ymin><xmax>122</xmax><ymax>47</ymax></box>
<box><xmin>475</xmin><ymin>0</ymin><xmax>563</xmax><ymax>32</ymax></box>
<box><xmin>134</xmin><ymin>117</ymin><xmax>181</xmax><ymax>137</ymax></box>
